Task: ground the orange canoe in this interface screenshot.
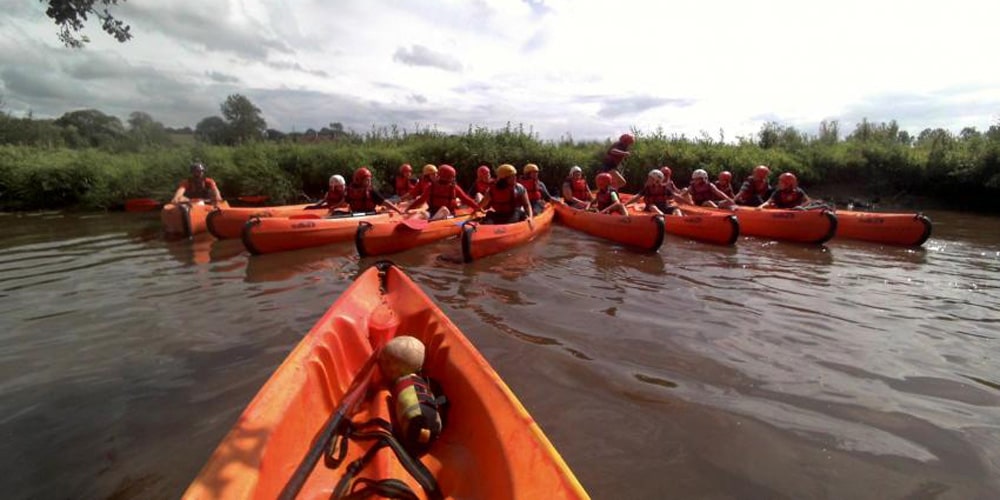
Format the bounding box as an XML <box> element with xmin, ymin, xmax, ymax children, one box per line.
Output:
<box><xmin>161</xmin><ymin>200</ymin><xmax>230</xmax><ymax>238</ymax></box>
<box><xmin>356</xmin><ymin>212</ymin><xmax>474</xmax><ymax>257</ymax></box>
<box><xmin>834</xmin><ymin>210</ymin><xmax>932</xmax><ymax>246</ymax></box>
<box><xmin>183</xmin><ymin>262</ymin><xmax>588</xmax><ymax>500</ymax></box>
<box><xmin>662</xmin><ymin>212</ymin><xmax>740</xmax><ymax>246</ymax></box>
<box><xmin>241</xmin><ymin>212</ymin><xmax>393</xmax><ymax>255</ymax></box>
<box><xmin>681</xmin><ymin>204</ymin><xmax>838</xmax><ymax>244</ymax></box>
<box><xmin>554</xmin><ymin>202</ymin><xmax>664</xmax><ymax>252</ymax></box>
<box><xmin>460</xmin><ymin>204</ymin><xmax>555</xmax><ymax>262</ymax></box>
<box><xmin>206</xmin><ymin>204</ymin><xmax>316</xmax><ymax>239</ymax></box>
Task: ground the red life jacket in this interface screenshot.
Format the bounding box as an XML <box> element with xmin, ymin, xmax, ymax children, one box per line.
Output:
<box><xmin>773</xmin><ymin>188</ymin><xmax>806</xmax><ymax>208</ymax></box>
<box><xmin>488</xmin><ymin>182</ymin><xmax>517</xmax><ymax>214</ymax></box>
<box><xmin>429</xmin><ymin>181</ymin><xmax>458</xmax><ymax>211</ymax></box>
<box><xmin>644</xmin><ymin>183</ymin><xmax>667</xmax><ymax>205</ymax></box>
<box><xmin>520</xmin><ymin>176</ymin><xmax>541</xmax><ymax>201</ymax></box>
<box><xmin>324</xmin><ymin>189</ymin><xmax>345</xmax><ymax>205</ymax></box>
<box><xmin>346</xmin><ymin>184</ymin><xmax>376</xmax><ymax>212</ymax></box>
<box><xmin>183</xmin><ymin>177</ymin><xmax>216</xmax><ymax>199</ymax></box>
<box><xmin>475</xmin><ymin>179</ymin><xmax>492</xmax><ymax>195</ymax></box>
<box><xmin>715</xmin><ymin>181</ymin><xmax>734</xmax><ymax>198</ymax></box>
<box><xmin>394</xmin><ymin>175</ymin><xmax>413</xmax><ymax>197</ymax></box>
<box><xmin>738</xmin><ymin>179</ymin><xmax>771</xmax><ymax>203</ymax></box>
<box><xmin>595</xmin><ymin>188</ymin><xmax>618</xmax><ymax>210</ymax></box>
<box><xmin>689</xmin><ymin>181</ymin><xmax>716</xmax><ymax>205</ymax></box>
<box><xmin>566</xmin><ymin>177</ymin><xmax>589</xmax><ymax>200</ymax></box>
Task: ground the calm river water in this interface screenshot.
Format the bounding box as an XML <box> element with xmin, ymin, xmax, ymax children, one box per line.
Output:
<box><xmin>1</xmin><ymin>208</ymin><xmax>998</xmax><ymax>499</ymax></box>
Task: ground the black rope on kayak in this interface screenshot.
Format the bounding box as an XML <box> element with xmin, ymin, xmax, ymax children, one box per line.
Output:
<box><xmin>327</xmin><ymin>418</ymin><xmax>443</xmax><ymax>500</ymax></box>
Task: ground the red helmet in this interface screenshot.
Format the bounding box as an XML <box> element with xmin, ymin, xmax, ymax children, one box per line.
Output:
<box><xmin>619</xmin><ymin>133</ymin><xmax>635</xmax><ymax>145</ymax></box>
<box><xmin>596</xmin><ymin>172</ymin><xmax>612</xmax><ymax>188</ymax></box>
<box><xmin>778</xmin><ymin>172</ymin><xmax>797</xmax><ymax>189</ymax></box>
<box><xmin>477</xmin><ymin>165</ymin><xmax>491</xmax><ymax>178</ymax></box>
<box><xmin>660</xmin><ymin>166</ymin><xmax>672</xmax><ymax>178</ymax></box>
<box><xmin>353</xmin><ymin>167</ymin><xmax>372</xmax><ymax>183</ymax></box>
<box><xmin>438</xmin><ymin>164</ymin><xmax>456</xmax><ymax>181</ymax></box>
<box><xmin>718</xmin><ymin>171</ymin><xmax>732</xmax><ymax>182</ymax></box>
<box><xmin>400</xmin><ymin>163</ymin><xmax>412</xmax><ymax>175</ymax></box>
<box><xmin>753</xmin><ymin>165</ymin><xmax>770</xmax><ymax>180</ymax></box>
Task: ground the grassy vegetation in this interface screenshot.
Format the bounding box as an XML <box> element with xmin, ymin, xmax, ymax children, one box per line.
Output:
<box><xmin>1</xmin><ymin>121</ymin><xmax>999</xmax><ymax>212</ymax></box>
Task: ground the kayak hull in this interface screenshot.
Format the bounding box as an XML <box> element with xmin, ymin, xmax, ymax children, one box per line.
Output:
<box><xmin>681</xmin><ymin>204</ymin><xmax>838</xmax><ymax>244</ymax></box>
<box><xmin>663</xmin><ymin>212</ymin><xmax>740</xmax><ymax>246</ymax></box>
<box><xmin>834</xmin><ymin>210</ymin><xmax>932</xmax><ymax>246</ymax></box>
<box><xmin>460</xmin><ymin>204</ymin><xmax>556</xmax><ymax>262</ymax></box>
<box><xmin>182</xmin><ymin>263</ymin><xmax>588</xmax><ymax>500</ymax></box>
<box><xmin>206</xmin><ymin>204</ymin><xmax>316</xmax><ymax>239</ymax></box>
<box><xmin>161</xmin><ymin>201</ymin><xmax>229</xmax><ymax>238</ymax></box>
<box><xmin>554</xmin><ymin>202</ymin><xmax>665</xmax><ymax>252</ymax></box>
<box><xmin>241</xmin><ymin>212</ymin><xmax>392</xmax><ymax>255</ymax></box>
<box><xmin>356</xmin><ymin>212</ymin><xmax>474</xmax><ymax>257</ymax></box>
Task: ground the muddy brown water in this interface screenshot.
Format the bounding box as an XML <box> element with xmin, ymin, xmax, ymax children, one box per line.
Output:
<box><xmin>0</xmin><ymin>208</ymin><xmax>998</xmax><ymax>499</ymax></box>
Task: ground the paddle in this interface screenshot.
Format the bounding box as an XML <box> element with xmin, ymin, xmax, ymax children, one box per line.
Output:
<box><xmin>398</xmin><ymin>215</ymin><xmax>429</xmax><ymax>231</ymax></box>
<box><xmin>124</xmin><ymin>198</ymin><xmax>162</xmax><ymax>212</ymax></box>
<box><xmin>278</xmin><ymin>345</ymin><xmax>384</xmax><ymax>500</ymax></box>
<box><xmin>288</xmin><ymin>211</ymin><xmax>379</xmax><ymax>220</ymax></box>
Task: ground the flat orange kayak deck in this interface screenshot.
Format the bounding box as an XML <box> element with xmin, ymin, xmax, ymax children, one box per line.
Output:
<box><xmin>459</xmin><ymin>204</ymin><xmax>555</xmax><ymax>262</ymax></box>
<box><xmin>206</xmin><ymin>204</ymin><xmax>316</xmax><ymax>239</ymax></box>
<box><xmin>554</xmin><ymin>202</ymin><xmax>665</xmax><ymax>252</ymax></box>
<box><xmin>182</xmin><ymin>263</ymin><xmax>588</xmax><ymax>500</ymax></box>
<box><xmin>161</xmin><ymin>200</ymin><xmax>230</xmax><ymax>238</ymax></box>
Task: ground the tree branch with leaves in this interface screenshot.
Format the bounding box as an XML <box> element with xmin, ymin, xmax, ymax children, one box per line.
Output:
<box><xmin>43</xmin><ymin>0</ymin><xmax>132</xmax><ymax>48</ymax></box>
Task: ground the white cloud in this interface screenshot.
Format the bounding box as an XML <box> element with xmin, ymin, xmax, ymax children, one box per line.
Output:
<box><xmin>1</xmin><ymin>0</ymin><xmax>998</xmax><ymax>140</ymax></box>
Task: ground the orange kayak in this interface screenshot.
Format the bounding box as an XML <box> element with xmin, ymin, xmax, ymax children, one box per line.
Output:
<box><xmin>183</xmin><ymin>263</ymin><xmax>588</xmax><ymax>500</ymax></box>
<box><xmin>356</xmin><ymin>211</ymin><xmax>475</xmax><ymax>257</ymax></box>
<box><xmin>681</xmin><ymin>204</ymin><xmax>838</xmax><ymax>244</ymax></box>
<box><xmin>460</xmin><ymin>204</ymin><xmax>555</xmax><ymax>262</ymax></box>
<box><xmin>617</xmin><ymin>194</ymin><xmax>739</xmax><ymax>245</ymax></box>
<box><xmin>161</xmin><ymin>200</ymin><xmax>230</xmax><ymax>238</ymax></box>
<box><xmin>834</xmin><ymin>210</ymin><xmax>932</xmax><ymax>246</ymax></box>
<box><xmin>241</xmin><ymin>211</ymin><xmax>392</xmax><ymax>255</ymax></box>
<box><xmin>553</xmin><ymin>202</ymin><xmax>664</xmax><ymax>252</ymax></box>
<box><xmin>206</xmin><ymin>204</ymin><xmax>316</xmax><ymax>239</ymax></box>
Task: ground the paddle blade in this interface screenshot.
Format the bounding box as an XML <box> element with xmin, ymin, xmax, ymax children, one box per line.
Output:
<box><xmin>399</xmin><ymin>216</ymin><xmax>429</xmax><ymax>231</ymax></box>
<box><xmin>125</xmin><ymin>198</ymin><xmax>161</xmax><ymax>212</ymax></box>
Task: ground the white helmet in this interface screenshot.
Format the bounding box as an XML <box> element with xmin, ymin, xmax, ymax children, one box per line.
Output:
<box><xmin>648</xmin><ymin>169</ymin><xmax>664</xmax><ymax>181</ymax></box>
<box><xmin>329</xmin><ymin>174</ymin><xmax>346</xmax><ymax>186</ymax></box>
<box><xmin>692</xmin><ymin>169</ymin><xmax>709</xmax><ymax>180</ymax></box>
<box><xmin>569</xmin><ymin>165</ymin><xmax>582</xmax><ymax>175</ymax></box>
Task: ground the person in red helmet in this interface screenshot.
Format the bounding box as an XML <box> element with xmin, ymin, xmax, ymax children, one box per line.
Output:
<box><xmin>598</xmin><ymin>133</ymin><xmax>634</xmax><ymax>189</ymax></box>
<box><xmin>407</xmin><ymin>164</ymin><xmax>481</xmax><ymax>220</ymax></box>
<box><xmin>403</xmin><ymin>164</ymin><xmax>438</xmax><ymax>202</ymax></box>
<box><xmin>391</xmin><ymin>163</ymin><xmax>417</xmax><ymax>201</ymax></box>
<box><xmin>561</xmin><ymin>166</ymin><xmax>593</xmax><ymax>209</ymax></box>
<box><xmin>587</xmin><ymin>172</ymin><xmax>627</xmax><ymax>216</ymax></box>
<box><xmin>345</xmin><ymin>167</ymin><xmax>403</xmax><ymax>214</ymax></box>
<box><xmin>714</xmin><ymin>170</ymin><xmax>736</xmax><ymax>198</ymax></box>
<box><xmin>660</xmin><ymin>166</ymin><xmax>680</xmax><ymax>192</ymax></box>
<box><xmin>479</xmin><ymin>164</ymin><xmax>534</xmax><ymax>228</ymax></box>
<box><xmin>519</xmin><ymin>163</ymin><xmax>554</xmax><ymax>213</ymax></box>
<box><xmin>468</xmin><ymin>165</ymin><xmax>494</xmax><ymax>203</ymax></box>
<box><xmin>760</xmin><ymin>172</ymin><xmax>811</xmax><ymax>209</ymax></box>
<box><xmin>734</xmin><ymin>165</ymin><xmax>772</xmax><ymax>206</ymax></box>
<box><xmin>306</xmin><ymin>174</ymin><xmax>348</xmax><ymax>212</ymax></box>
<box><xmin>682</xmin><ymin>169</ymin><xmax>735</xmax><ymax>208</ymax></box>
<box><xmin>623</xmin><ymin>169</ymin><xmax>683</xmax><ymax>215</ymax></box>
<box><xmin>171</xmin><ymin>162</ymin><xmax>223</xmax><ymax>205</ymax></box>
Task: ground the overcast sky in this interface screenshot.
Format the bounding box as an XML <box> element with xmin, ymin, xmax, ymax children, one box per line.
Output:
<box><xmin>2</xmin><ymin>0</ymin><xmax>999</xmax><ymax>141</ymax></box>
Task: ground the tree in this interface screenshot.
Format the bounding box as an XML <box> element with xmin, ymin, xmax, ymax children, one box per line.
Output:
<box><xmin>126</xmin><ymin>111</ymin><xmax>170</xmax><ymax>146</ymax></box>
<box><xmin>43</xmin><ymin>0</ymin><xmax>132</xmax><ymax>48</ymax></box>
<box><xmin>54</xmin><ymin>109</ymin><xmax>125</xmax><ymax>148</ymax></box>
<box><xmin>195</xmin><ymin>116</ymin><xmax>229</xmax><ymax>145</ymax></box>
<box><xmin>221</xmin><ymin>94</ymin><xmax>266</xmax><ymax>144</ymax></box>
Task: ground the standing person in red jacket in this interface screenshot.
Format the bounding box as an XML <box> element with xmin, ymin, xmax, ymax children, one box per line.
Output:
<box><xmin>406</xmin><ymin>164</ymin><xmax>481</xmax><ymax>220</ymax></box>
<box><xmin>599</xmin><ymin>133</ymin><xmax>634</xmax><ymax>189</ymax></box>
<box><xmin>468</xmin><ymin>165</ymin><xmax>494</xmax><ymax>203</ymax></box>
<box><xmin>561</xmin><ymin>166</ymin><xmax>592</xmax><ymax>209</ymax></box>
<box><xmin>518</xmin><ymin>163</ymin><xmax>554</xmax><ymax>214</ymax></box>
<box><xmin>345</xmin><ymin>167</ymin><xmax>404</xmax><ymax>214</ymax></box>
<box><xmin>171</xmin><ymin>162</ymin><xmax>223</xmax><ymax>205</ymax></box>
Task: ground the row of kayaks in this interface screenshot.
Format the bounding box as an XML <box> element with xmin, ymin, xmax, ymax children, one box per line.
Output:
<box><xmin>161</xmin><ymin>197</ymin><xmax>933</xmax><ymax>258</ymax></box>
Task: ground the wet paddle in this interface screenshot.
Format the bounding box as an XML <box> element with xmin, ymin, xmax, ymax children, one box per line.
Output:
<box><xmin>398</xmin><ymin>215</ymin><xmax>429</xmax><ymax>231</ymax></box>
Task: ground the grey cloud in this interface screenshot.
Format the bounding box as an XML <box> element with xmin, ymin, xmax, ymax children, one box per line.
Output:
<box><xmin>393</xmin><ymin>45</ymin><xmax>463</xmax><ymax>72</ymax></box>
<box><xmin>593</xmin><ymin>96</ymin><xmax>695</xmax><ymax>118</ymax></box>
<box><xmin>521</xmin><ymin>29</ymin><xmax>548</xmax><ymax>53</ymax></box>
<box><xmin>265</xmin><ymin>60</ymin><xmax>329</xmax><ymax>78</ymax></box>
<box><xmin>207</xmin><ymin>71</ymin><xmax>240</xmax><ymax>84</ymax></box>
<box><xmin>522</xmin><ymin>0</ymin><xmax>553</xmax><ymax>16</ymax></box>
<box><xmin>117</xmin><ymin>3</ymin><xmax>292</xmax><ymax>59</ymax></box>
<box><xmin>409</xmin><ymin>94</ymin><xmax>428</xmax><ymax>104</ymax></box>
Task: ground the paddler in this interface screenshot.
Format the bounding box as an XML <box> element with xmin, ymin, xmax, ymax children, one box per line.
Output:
<box><xmin>306</xmin><ymin>174</ymin><xmax>348</xmax><ymax>212</ymax></box>
<box><xmin>760</xmin><ymin>172</ymin><xmax>811</xmax><ymax>209</ymax></box>
<box><xmin>346</xmin><ymin>167</ymin><xmax>404</xmax><ymax>214</ymax></box>
<box><xmin>561</xmin><ymin>166</ymin><xmax>592</xmax><ymax>209</ymax></box>
<box><xmin>587</xmin><ymin>172</ymin><xmax>627</xmax><ymax>216</ymax></box>
<box><xmin>519</xmin><ymin>163</ymin><xmax>554</xmax><ymax>214</ymax></box>
<box><xmin>406</xmin><ymin>164</ymin><xmax>481</xmax><ymax>220</ymax></box>
<box><xmin>403</xmin><ymin>164</ymin><xmax>439</xmax><ymax>202</ymax></box>
<box><xmin>391</xmin><ymin>163</ymin><xmax>417</xmax><ymax>201</ymax></box>
<box><xmin>734</xmin><ymin>165</ymin><xmax>772</xmax><ymax>206</ymax></box>
<box><xmin>479</xmin><ymin>164</ymin><xmax>534</xmax><ymax>229</ymax></box>
<box><xmin>623</xmin><ymin>169</ymin><xmax>682</xmax><ymax>215</ymax></box>
<box><xmin>714</xmin><ymin>170</ymin><xmax>736</xmax><ymax>198</ymax></box>
<box><xmin>682</xmin><ymin>169</ymin><xmax>734</xmax><ymax>208</ymax></box>
<box><xmin>171</xmin><ymin>162</ymin><xmax>223</xmax><ymax>205</ymax></box>
<box><xmin>468</xmin><ymin>165</ymin><xmax>494</xmax><ymax>203</ymax></box>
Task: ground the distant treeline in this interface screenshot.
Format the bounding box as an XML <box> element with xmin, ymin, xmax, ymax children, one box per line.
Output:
<box><xmin>1</xmin><ymin>94</ymin><xmax>998</xmax><ymax>212</ymax></box>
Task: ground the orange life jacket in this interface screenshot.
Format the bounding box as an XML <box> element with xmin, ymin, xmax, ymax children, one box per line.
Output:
<box><xmin>689</xmin><ymin>181</ymin><xmax>716</xmax><ymax>205</ymax></box>
<box><xmin>346</xmin><ymin>184</ymin><xmax>376</xmax><ymax>212</ymax></box>
<box><xmin>395</xmin><ymin>175</ymin><xmax>414</xmax><ymax>197</ymax></box>
<box><xmin>474</xmin><ymin>179</ymin><xmax>492</xmax><ymax>195</ymax></box>
<box><xmin>429</xmin><ymin>181</ymin><xmax>458</xmax><ymax>212</ymax></box>
<box><xmin>324</xmin><ymin>189</ymin><xmax>345</xmax><ymax>205</ymax></box>
<box><xmin>520</xmin><ymin>176</ymin><xmax>541</xmax><ymax>202</ymax></box>
<box><xmin>772</xmin><ymin>188</ymin><xmax>806</xmax><ymax>208</ymax></box>
<box><xmin>488</xmin><ymin>182</ymin><xmax>517</xmax><ymax>214</ymax></box>
<box><xmin>566</xmin><ymin>177</ymin><xmax>589</xmax><ymax>201</ymax></box>
<box><xmin>644</xmin><ymin>183</ymin><xmax>667</xmax><ymax>205</ymax></box>
<box><xmin>595</xmin><ymin>188</ymin><xmax>618</xmax><ymax>210</ymax></box>
<box><xmin>183</xmin><ymin>177</ymin><xmax>216</xmax><ymax>199</ymax></box>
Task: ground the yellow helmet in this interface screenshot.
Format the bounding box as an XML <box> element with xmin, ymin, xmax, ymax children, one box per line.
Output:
<box><xmin>523</xmin><ymin>163</ymin><xmax>539</xmax><ymax>174</ymax></box>
<box><xmin>497</xmin><ymin>164</ymin><xmax>517</xmax><ymax>179</ymax></box>
<box><xmin>422</xmin><ymin>164</ymin><xmax>437</xmax><ymax>175</ymax></box>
